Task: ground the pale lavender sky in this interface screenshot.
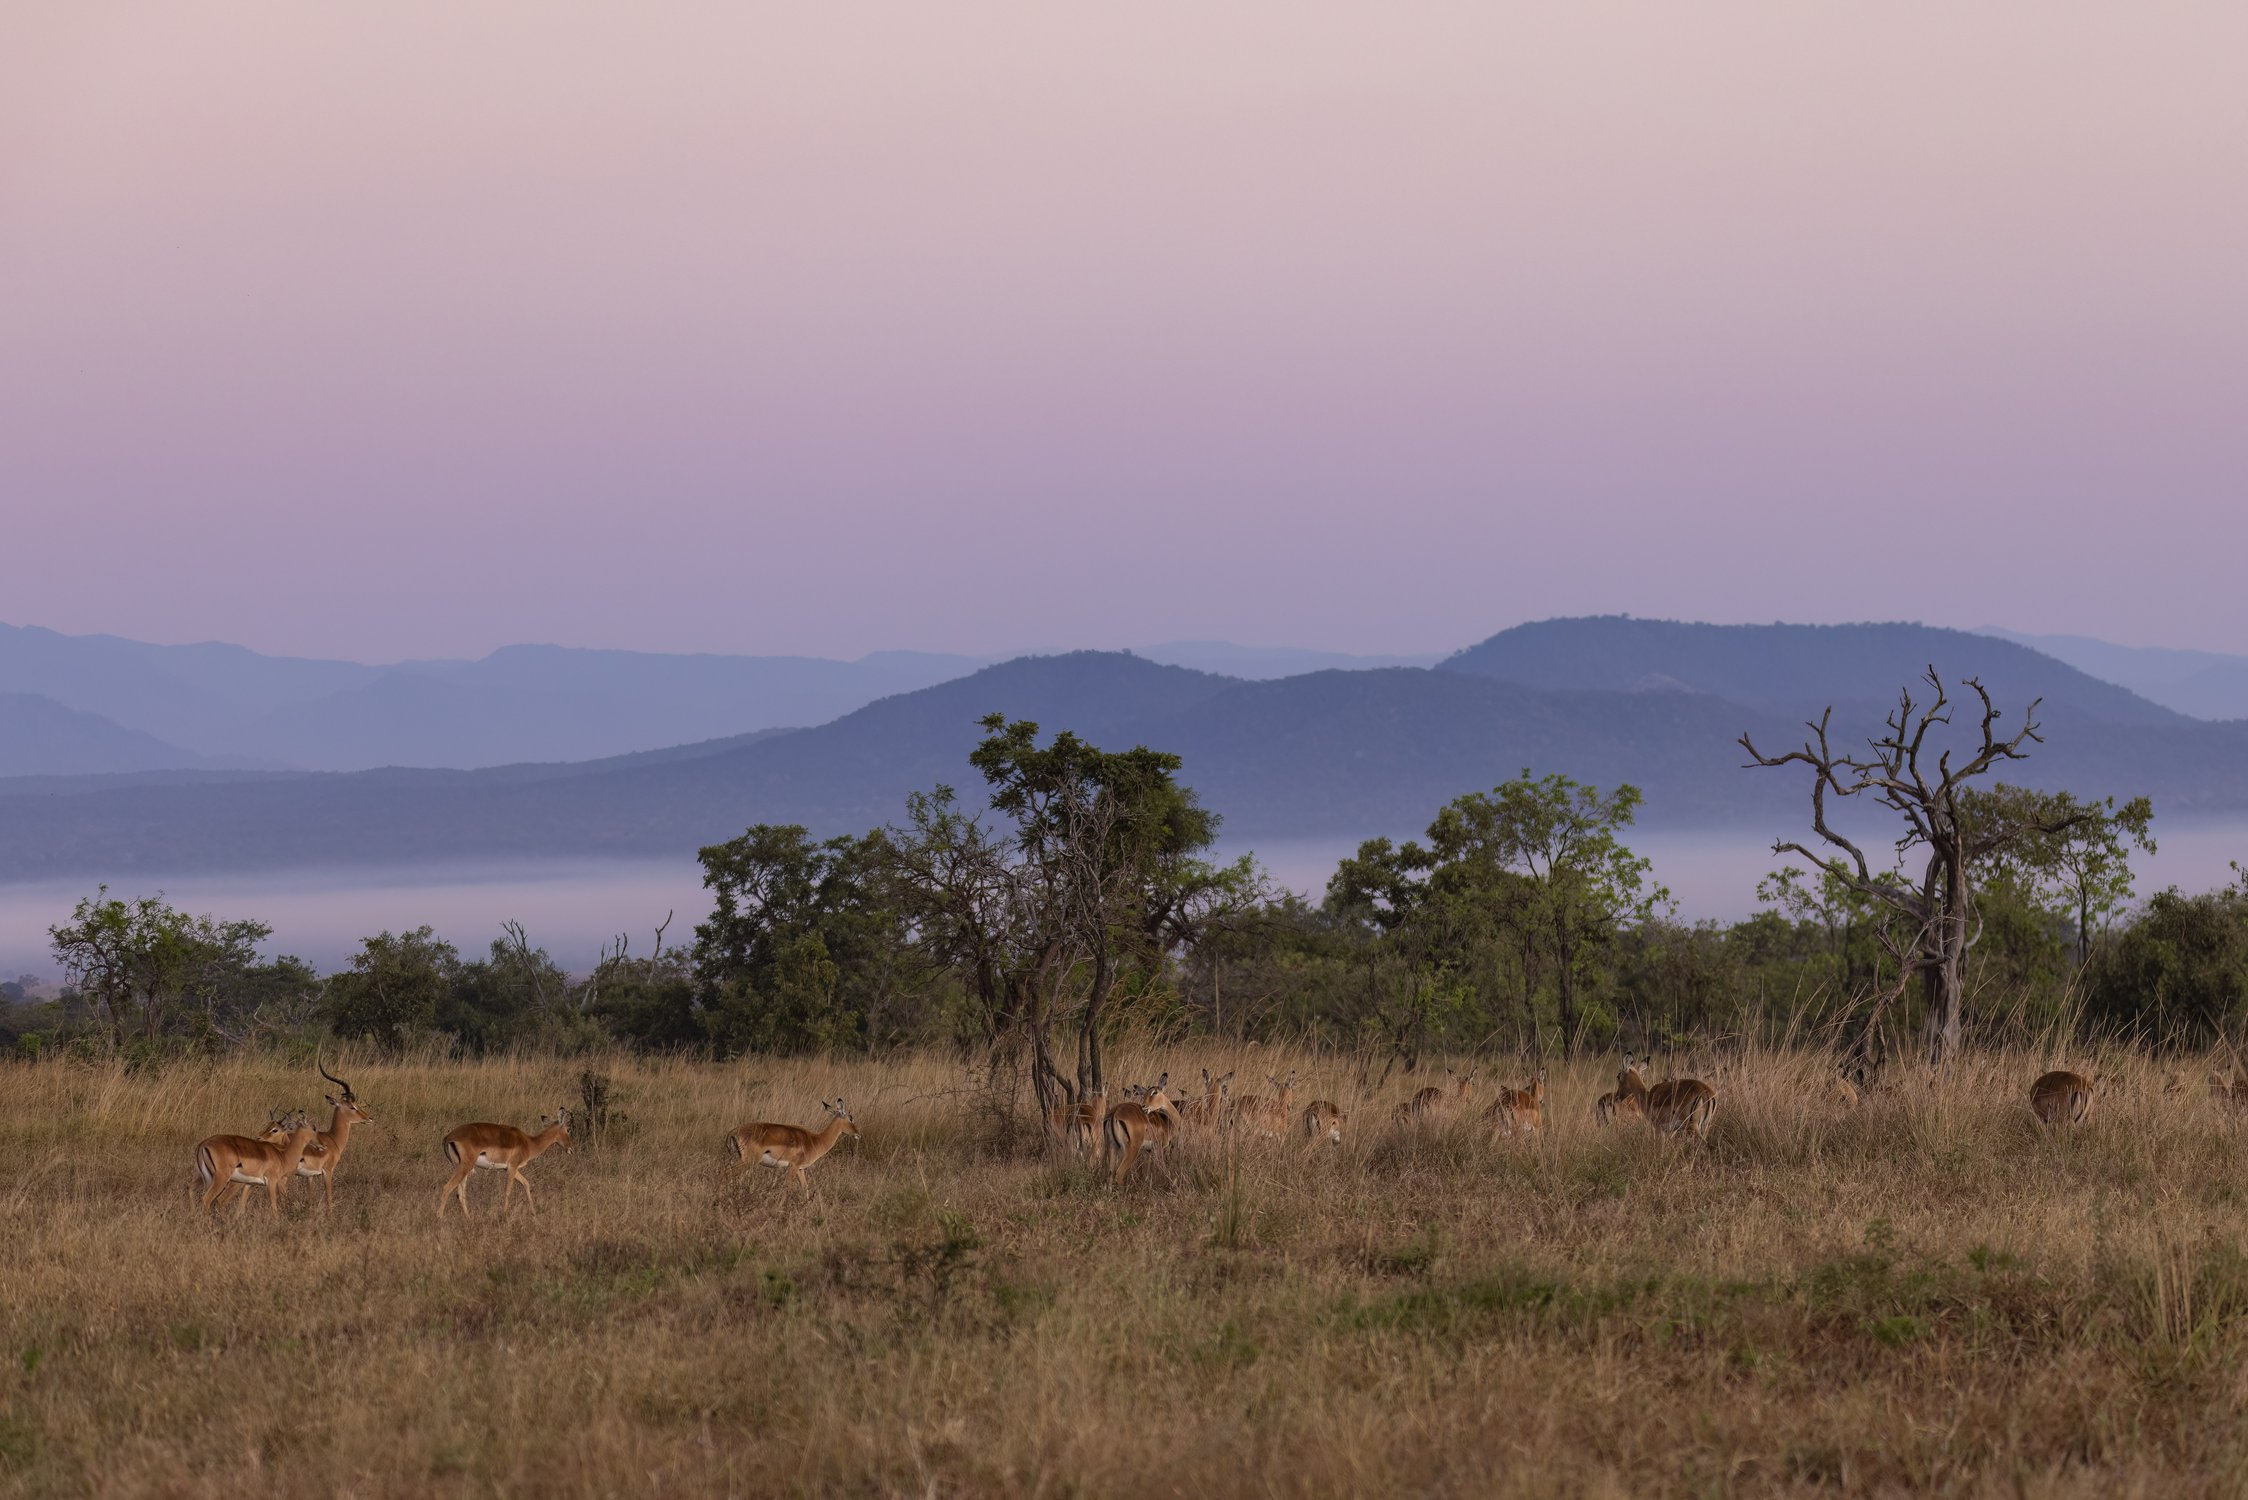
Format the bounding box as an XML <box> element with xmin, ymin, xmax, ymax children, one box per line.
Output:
<box><xmin>4</xmin><ymin>4</ymin><xmax>2245</xmax><ymax>663</ymax></box>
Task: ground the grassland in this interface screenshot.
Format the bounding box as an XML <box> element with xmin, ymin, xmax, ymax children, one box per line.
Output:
<box><xmin>4</xmin><ymin>1044</ymin><xmax>2248</xmax><ymax>1498</ymax></box>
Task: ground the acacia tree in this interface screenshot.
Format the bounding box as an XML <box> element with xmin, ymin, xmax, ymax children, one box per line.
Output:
<box><xmin>324</xmin><ymin>926</ymin><xmax>458</xmax><ymax>1049</ymax></box>
<box><xmin>1741</xmin><ymin>670</ymin><xmax>2107</xmax><ymax>1063</ymax></box>
<box><xmin>1967</xmin><ymin>787</ymin><xmax>2155</xmax><ymax>967</ymax></box>
<box><xmin>690</xmin><ymin>825</ymin><xmax>901</xmax><ymax>1054</ymax></box>
<box><xmin>1329</xmin><ymin>771</ymin><xmax>1665</xmax><ymax>1056</ymax></box>
<box><xmin>892</xmin><ymin>715</ymin><xmax>1255</xmax><ymax>1123</ymax></box>
<box><xmin>49</xmin><ymin>888</ymin><xmax>271</xmax><ymax>1048</ymax></box>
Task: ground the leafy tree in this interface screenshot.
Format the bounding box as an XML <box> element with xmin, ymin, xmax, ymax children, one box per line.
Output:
<box><xmin>47</xmin><ymin>887</ymin><xmax>272</xmax><ymax>1048</ymax></box>
<box><xmin>324</xmin><ymin>926</ymin><xmax>458</xmax><ymax>1049</ymax></box>
<box><xmin>1329</xmin><ymin>772</ymin><xmax>1664</xmax><ymax>1055</ymax></box>
<box><xmin>441</xmin><ymin>922</ymin><xmax>581</xmax><ymax>1053</ymax></box>
<box><xmin>1968</xmin><ymin>787</ymin><xmax>2155</xmax><ymax>966</ymax></box>
<box><xmin>889</xmin><ymin>715</ymin><xmax>1255</xmax><ymax>1121</ymax></box>
<box><xmin>583</xmin><ymin>917</ymin><xmax>701</xmax><ymax>1051</ymax></box>
<box><xmin>691</xmin><ymin>825</ymin><xmax>903</xmax><ymax>1054</ymax></box>
<box><xmin>2083</xmin><ymin>887</ymin><xmax>2248</xmax><ymax>1045</ymax></box>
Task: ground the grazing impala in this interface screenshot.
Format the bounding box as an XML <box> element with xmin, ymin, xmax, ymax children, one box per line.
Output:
<box><xmin>438</xmin><ymin>1107</ymin><xmax>572</xmax><ymax>1217</ymax></box>
<box><xmin>196</xmin><ymin>1110</ymin><xmax>322</xmax><ymax>1219</ymax></box>
<box><xmin>1595</xmin><ymin>1057</ymin><xmax>1645</xmax><ymax>1126</ymax></box>
<box><xmin>1047</xmin><ymin>1086</ymin><xmax>1108</xmax><ymax>1158</ymax></box>
<box><xmin>729</xmin><ymin>1099</ymin><xmax>859</xmax><ymax>1194</ymax></box>
<box><xmin>1231</xmin><ymin>1072</ymin><xmax>1297</xmax><ymax>1137</ymax></box>
<box><xmin>1484</xmin><ymin>1071</ymin><xmax>1545</xmax><ymax>1136</ymax></box>
<box><xmin>1104</xmin><ymin>1080</ymin><xmax>1183</xmax><ymax>1185</ymax></box>
<box><xmin>262</xmin><ymin>1054</ymin><xmax>372</xmax><ymax>1211</ymax></box>
<box><xmin>1302</xmin><ymin>1099</ymin><xmax>1347</xmax><ymax>1144</ymax></box>
<box><xmin>2030</xmin><ymin>1070</ymin><xmax>2093</xmax><ymax>1127</ymax></box>
<box><xmin>1394</xmin><ymin>1067</ymin><xmax>1477</xmax><ymax>1125</ymax></box>
<box><xmin>1612</xmin><ymin>1055</ymin><xmax>1717</xmax><ymax>1140</ymax></box>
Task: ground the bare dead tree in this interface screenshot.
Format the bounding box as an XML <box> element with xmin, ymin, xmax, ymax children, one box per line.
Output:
<box><xmin>1741</xmin><ymin>668</ymin><xmax>2095</xmax><ymax>1065</ymax></box>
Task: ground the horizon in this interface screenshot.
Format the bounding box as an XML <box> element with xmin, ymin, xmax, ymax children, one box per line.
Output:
<box><xmin>9</xmin><ymin>6</ymin><xmax>2248</xmax><ymax>661</ymax></box>
<box><xmin>5</xmin><ymin>612</ymin><xmax>2244</xmax><ymax>672</ymax></box>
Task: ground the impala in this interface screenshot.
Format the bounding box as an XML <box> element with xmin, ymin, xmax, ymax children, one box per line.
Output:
<box><xmin>729</xmin><ymin>1099</ymin><xmax>859</xmax><ymax>1194</ymax></box>
<box><xmin>1179</xmin><ymin>1069</ymin><xmax>1234</xmax><ymax>1136</ymax></box>
<box><xmin>1484</xmin><ymin>1071</ymin><xmax>1545</xmax><ymax>1136</ymax></box>
<box><xmin>261</xmin><ymin>1054</ymin><xmax>372</xmax><ymax>1211</ymax></box>
<box><xmin>1104</xmin><ymin>1080</ymin><xmax>1183</xmax><ymax>1185</ymax></box>
<box><xmin>1047</xmin><ymin>1086</ymin><xmax>1108</xmax><ymax>1158</ymax></box>
<box><xmin>2202</xmin><ymin>1071</ymin><xmax>2248</xmax><ymax>1108</ymax></box>
<box><xmin>1826</xmin><ymin>1068</ymin><xmax>1862</xmax><ymax>1110</ymax></box>
<box><xmin>195</xmin><ymin>1110</ymin><xmax>322</xmax><ymax>1219</ymax></box>
<box><xmin>1394</xmin><ymin>1067</ymin><xmax>1476</xmax><ymax>1125</ymax></box>
<box><xmin>1302</xmin><ymin>1099</ymin><xmax>1347</xmax><ymax>1144</ymax></box>
<box><xmin>1612</xmin><ymin>1055</ymin><xmax>1717</xmax><ymax>1140</ymax></box>
<box><xmin>2030</xmin><ymin>1070</ymin><xmax>2093</xmax><ymax>1127</ymax></box>
<box><xmin>1231</xmin><ymin>1072</ymin><xmax>1297</xmax><ymax>1137</ymax></box>
<box><xmin>438</xmin><ymin>1107</ymin><xmax>572</xmax><ymax>1217</ymax></box>
<box><xmin>1594</xmin><ymin>1057</ymin><xmax>1644</xmax><ymax>1126</ymax></box>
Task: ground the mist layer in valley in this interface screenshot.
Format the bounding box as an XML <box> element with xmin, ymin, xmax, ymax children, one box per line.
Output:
<box><xmin>5</xmin><ymin>822</ymin><xmax>2244</xmax><ymax>985</ymax></box>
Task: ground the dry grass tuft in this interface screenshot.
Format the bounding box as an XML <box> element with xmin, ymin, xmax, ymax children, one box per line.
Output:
<box><xmin>4</xmin><ymin>1042</ymin><xmax>2248</xmax><ymax>1496</ymax></box>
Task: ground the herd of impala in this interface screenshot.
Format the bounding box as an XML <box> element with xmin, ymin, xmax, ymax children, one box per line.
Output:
<box><xmin>193</xmin><ymin>1052</ymin><xmax>860</xmax><ymax>1218</ymax></box>
<box><xmin>188</xmin><ymin>1051</ymin><xmax>2111</xmax><ymax>1216</ymax></box>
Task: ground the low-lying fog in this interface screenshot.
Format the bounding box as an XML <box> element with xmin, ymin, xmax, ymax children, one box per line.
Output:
<box><xmin>4</xmin><ymin>823</ymin><xmax>2244</xmax><ymax>984</ymax></box>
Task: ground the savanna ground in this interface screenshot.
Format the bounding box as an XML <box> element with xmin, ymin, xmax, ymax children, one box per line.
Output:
<box><xmin>4</xmin><ymin>1045</ymin><xmax>2248</xmax><ymax>1498</ymax></box>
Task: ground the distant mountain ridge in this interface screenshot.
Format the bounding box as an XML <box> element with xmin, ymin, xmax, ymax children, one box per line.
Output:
<box><xmin>1441</xmin><ymin>617</ymin><xmax>2187</xmax><ymax>729</ymax></box>
<box><xmin>4</xmin><ymin>621</ymin><xmax>2244</xmax><ymax>880</ymax></box>
<box><xmin>1977</xmin><ymin>628</ymin><xmax>2248</xmax><ymax>723</ymax></box>
<box><xmin>0</xmin><ymin>693</ymin><xmax>221</xmax><ymax>777</ymax></box>
<box><xmin>0</xmin><ymin>621</ymin><xmax>984</xmax><ymax>771</ymax></box>
<box><xmin>0</xmin><ymin>622</ymin><xmax>1458</xmax><ymax>773</ymax></box>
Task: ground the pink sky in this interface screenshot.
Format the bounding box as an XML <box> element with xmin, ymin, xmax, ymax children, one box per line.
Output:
<box><xmin>4</xmin><ymin>4</ymin><xmax>2245</xmax><ymax>662</ymax></box>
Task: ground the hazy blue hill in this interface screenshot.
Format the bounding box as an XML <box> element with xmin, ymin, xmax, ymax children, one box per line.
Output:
<box><xmin>1979</xmin><ymin>628</ymin><xmax>2248</xmax><ymax>723</ymax></box>
<box><xmin>1135</xmin><ymin>641</ymin><xmax>1444</xmax><ymax>678</ymax></box>
<box><xmin>1441</xmin><ymin>617</ymin><xmax>2187</xmax><ymax>728</ymax></box>
<box><xmin>4</xmin><ymin>634</ymin><xmax>2245</xmax><ymax>879</ymax></box>
<box><xmin>0</xmin><ymin>693</ymin><xmax>215</xmax><ymax>776</ymax></box>
<box><xmin>1138</xmin><ymin>669</ymin><xmax>1800</xmax><ymax>834</ymax></box>
<box><xmin>0</xmin><ymin>652</ymin><xmax>1236</xmax><ymax>876</ymax></box>
<box><xmin>0</xmin><ymin>621</ymin><xmax>985</xmax><ymax>770</ymax></box>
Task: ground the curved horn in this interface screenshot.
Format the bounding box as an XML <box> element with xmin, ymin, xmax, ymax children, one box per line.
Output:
<box><xmin>317</xmin><ymin>1045</ymin><xmax>353</xmax><ymax>1101</ymax></box>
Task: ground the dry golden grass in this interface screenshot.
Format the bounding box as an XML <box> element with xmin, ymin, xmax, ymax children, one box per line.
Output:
<box><xmin>5</xmin><ymin>1043</ymin><xmax>2248</xmax><ymax>1498</ymax></box>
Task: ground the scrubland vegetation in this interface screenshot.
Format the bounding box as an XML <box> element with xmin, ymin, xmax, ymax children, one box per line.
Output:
<box><xmin>8</xmin><ymin>1043</ymin><xmax>2248</xmax><ymax>1497</ymax></box>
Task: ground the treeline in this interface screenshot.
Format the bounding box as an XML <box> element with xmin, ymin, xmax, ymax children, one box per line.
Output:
<box><xmin>8</xmin><ymin>703</ymin><xmax>2247</xmax><ymax>1080</ymax></box>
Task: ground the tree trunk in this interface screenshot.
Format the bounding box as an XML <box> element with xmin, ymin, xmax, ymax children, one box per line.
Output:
<box><xmin>1921</xmin><ymin>860</ymin><xmax>1971</xmax><ymax>1064</ymax></box>
<box><xmin>1078</xmin><ymin>948</ymin><xmax>1113</xmax><ymax>1097</ymax></box>
<box><xmin>1554</xmin><ymin>912</ymin><xmax>1578</xmax><ymax>1056</ymax></box>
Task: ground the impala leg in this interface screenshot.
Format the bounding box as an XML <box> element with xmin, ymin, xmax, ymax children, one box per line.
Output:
<box><xmin>323</xmin><ymin>1170</ymin><xmax>335</xmax><ymax>1212</ymax></box>
<box><xmin>200</xmin><ymin>1178</ymin><xmax>228</xmax><ymax>1219</ymax></box>
<box><xmin>792</xmin><ymin>1166</ymin><xmax>810</xmax><ymax>1196</ymax></box>
<box><xmin>512</xmin><ymin>1169</ymin><xmax>535</xmax><ymax>1212</ymax></box>
<box><xmin>439</xmin><ymin>1163</ymin><xmax>473</xmax><ymax>1218</ymax></box>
